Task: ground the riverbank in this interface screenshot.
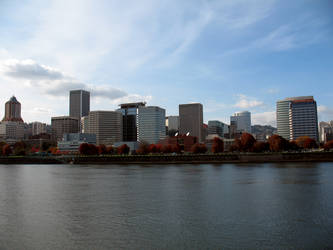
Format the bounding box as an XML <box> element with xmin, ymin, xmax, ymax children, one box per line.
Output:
<box><xmin>1</xmin><ymin>151</ymin><xmax>333</xmax><ymax>164</ymax></box>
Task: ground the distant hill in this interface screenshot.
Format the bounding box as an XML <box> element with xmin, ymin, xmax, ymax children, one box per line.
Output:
<box><xmin>251</xmin><ymin>125</ymin><xmax>277</xmax><ymax>136</ymax></box>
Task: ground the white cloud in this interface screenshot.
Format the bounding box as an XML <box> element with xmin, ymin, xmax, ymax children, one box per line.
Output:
<box><xmin>234</xmin><ymin>94</ymin><xmax>264</xmax><ymax>109</ymax></box>
<box><xmin>252</xmin><ymin>111</ymin><xmax>276</xmax><ymax>126</ymax></box>
<box><xmin>0</xmin><ymin>58</ymin><xmax>148</xmax><ymax>103</ymax></box>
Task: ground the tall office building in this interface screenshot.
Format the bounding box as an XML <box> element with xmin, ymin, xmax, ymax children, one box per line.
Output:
<box><xmin>319</xmin><ymin>121</ymin><xmax>333</xmax><ymax>143</ymax></box>
<box><xmin>166</xmin><ymin>116</ymin><xmax>179</xmax><ymax>132</ymax></box>
<box><xmin>31</xmin><ymin>122</ymin><xmax>46</xmax><ymax>136</ymax></box>
<box><xmin>208</xmin><ymin>120</ymin><xmax>229</xmax><ymax>137</ymax></box>
<box><xmin>51</xmin><ymin>116</ymin><xmax>79</xmax><ymax>141</ymax></box>
<box><xmin>2</xmin><ymin>96</ymin><xmax>23</xmax><ymax>122</ymax></box>
<box><xmin>230</xmin><ymin>111</ymin><xmax>251</xmax><ymax>133</ymax></box>
<box><xmin>117</xmin><ymin>102</ymin><xmax>146</xmax><ymax>141</ymax></box>
<box><xmin>86</xmin><ymin>111</ymin><xmax>122</xmax><ymax>145</ymax></box>
<box><xmin>277</xmin><ymin>96</ymin><xmax>319</xmax><ymax>141</ymax></box>
<box><xmin>179</xmin><ymin>103</ymin><xmax>203</xmax><ymax>142</ymax></box>
<box><xmin>69</xmin><ymin>90</ymin><xmax>90</xmax><ymax>120</ymax></box>
<box><xmin>137</xmin><ymin>106</ymin><xmax>166</xmax><ymax>144</ymax></box>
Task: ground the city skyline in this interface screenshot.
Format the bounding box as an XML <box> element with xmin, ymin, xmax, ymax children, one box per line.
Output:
<box><xmin>0</xmin><ymin>0</ymin><xmax>332</xmax><ymax>125</ymax></box>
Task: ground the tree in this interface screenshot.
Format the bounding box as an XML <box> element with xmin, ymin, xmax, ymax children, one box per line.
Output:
<box><xmin>2</xmin><ymin>144</ymin><xmax>12</xmax><ymax>156</ymax></box>
<box><xmin>41</xmin><ymin>141</ymin><xmax>52</xmax><ymax>151</ymax></box>
<box><xmin>212</xmin><ymin>137</ymin><xmax>224</xmax><ymax>153</ymax></box>
<box><xmin>172</xmin><ymin>144</ymin><xmax>182</xmax><ymax>154</ymax></box>
<box><xmin>13</xmin><ymin>141</ymin><xmax>29</xmax><ymax>156</ymax></box>
<box><xmin>117</xmin><ymin>144</ymin><xmax>130</xmax><ymax>155</ymax></box>
<box><xmin>79</xmin><ymin>143</ymin><xmax>90</xmax><ymax>155</ymax></box>
<box><xmin>106</xmin><ymin>146</ymin><xmax>114</xmax><ymax>154</ymax></box>
<box><xmin>240</xmin><ymin>133</ymin><xmax>256</xmax><ymax>152</ymax></box>
<box><xmin>191</xmin><ymin>143</ymin><xmax>207</xmax><ymax>154</ymax></box>
<box><xmin>268</xmin><ymin>134</ymin><xmax>288</xmax><ymax>152</ymax></box>
<box><xmin>251</xmin><ymin>141</ymin><xmax>269</xmax><ymax>153</ymax></box>
<box><xmin>296</xmin><ymin>136</ymin><xmax>317</xmax><ymax>149</ymax></box>
<box><xmin>136</xmin><ymin>143</ymin><xmax>149</xmax><ymax>155</ymax></box>
<box><xmin>98</xmin><ymin>144</ymin><xmax>107</xmax><ymax>155</ymax></box>
<box><xmin>162</xmin><ymin>144</ymin><xmax>172</xmax><ymax>153</ymax></box>
<box><xmin>148</xmin><ymin>144</ymin><xmax>158</xmax><ymax>153</ymax></box>
<box><xmin>324</xmin><ymin>140</ymin><xmax>333</xmax><ymax>151</ymax></box>
<box><xmin>229</xmin><ymin>138</ymin><xmax>241</xmax><ymax>152</ymax></box>
<box><xmin>288</xmin><ymin>141</ymin><xmax>300</xmax><ymax>151</ymax></box>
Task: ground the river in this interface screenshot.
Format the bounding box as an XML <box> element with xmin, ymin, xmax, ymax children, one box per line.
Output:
<box><xmin>0</xmin><ymin>163</ymin><xmax>333</xmax><ymax>249</ymax></box>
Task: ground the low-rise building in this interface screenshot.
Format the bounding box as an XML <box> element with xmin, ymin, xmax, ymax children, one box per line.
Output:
<box><xmin>51</xmin><ymin>116</ymin><xmax>79</xmax><ymax>141</ymax></box>
<box><xmin>58</xmin><ymin>133</ymin><xmax>96</xmax><ymax>152</ymax></box>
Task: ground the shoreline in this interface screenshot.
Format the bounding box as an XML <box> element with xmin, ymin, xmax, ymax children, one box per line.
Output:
<box><xmin>1</xmin><ymin>151</ymin><xmax>333</xmax><ymax>165</ymax></box>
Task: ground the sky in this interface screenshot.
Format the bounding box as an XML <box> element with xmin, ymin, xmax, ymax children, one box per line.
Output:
<box><xmin>0</xmin><ymin>0</ymin><xmax>332</xmax><ymax>126</ymax></box>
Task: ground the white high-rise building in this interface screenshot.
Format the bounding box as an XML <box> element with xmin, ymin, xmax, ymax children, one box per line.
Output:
<box><xmin>230</xmin><ymin>111</ymin><xmax>251</xmax><ymax>133</ymax></box>
<box><xmin>138</xmin><ymin>106</ymin><xmax>166</xmax><ymax>144</ymax></box>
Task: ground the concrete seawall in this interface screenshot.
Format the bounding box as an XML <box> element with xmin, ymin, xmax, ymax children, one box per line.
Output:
<box><xmin>1</xmin><ymin>152</ymin><xmax>333</xmax><ymax>165</ymax></box>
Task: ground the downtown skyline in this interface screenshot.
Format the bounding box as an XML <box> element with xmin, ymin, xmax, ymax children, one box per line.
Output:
<box><xmin>0</xmin><ymin>0</ymin><xmax>333</xmax><ymax>125</ymax></box>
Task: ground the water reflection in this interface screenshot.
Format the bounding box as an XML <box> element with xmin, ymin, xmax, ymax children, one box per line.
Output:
<box><xmin>0</xmin><ymin>163</ymin><xmax>332</xmax><ymax>249</ymax></box>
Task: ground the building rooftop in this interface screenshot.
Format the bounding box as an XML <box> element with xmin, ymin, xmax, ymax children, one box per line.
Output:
<box><xmin>119</xmin><ymin>102</ymin><xmax>146</xmax><ymax>108</ymax></box>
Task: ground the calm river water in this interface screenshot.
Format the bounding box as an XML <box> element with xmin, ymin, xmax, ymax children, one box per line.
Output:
<box><xmin>0</xmin><ymin>163</ymin><xmax>333</xmax><ymax>249</ymax></box>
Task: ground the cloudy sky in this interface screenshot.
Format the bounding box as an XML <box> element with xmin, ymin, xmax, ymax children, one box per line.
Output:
<box><xmin>0</xmin><ymin>0</ymin><xmax>332</xmax><ymax>125</ymax></box>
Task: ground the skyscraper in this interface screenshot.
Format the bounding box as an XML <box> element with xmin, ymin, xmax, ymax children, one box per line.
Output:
<box><xmin>86</xmin><ymin>111</ymin><xmax>122</xmax><ymax>145</ymax></box>
<box><xmin>208</xmin><ymin>120</ymin><xmax>229</xmax><ymax>137</ymax></box>
<box><xmin>69</xmin><ymin>90</ymin><xmax>90</xmax><ymax>120</ymax></box>
<box><xmin>277</xmin><ymin>96</ymin><xmax>319</xmax><ymax>141</ymax></box>
<box><xmin>230</xmin><ymin>111</ymin><xmax>251</xmax><ymax>133</ymax></box>
<box><xmin>2</xmin><ymin>96</ymin><xmax>23</xmax><ymax>122</ymax></box>
<box><xmin>179</xmin><ymin>103</ymin><xmax>203</xmax><ymax>142</ymax></box>
<box><xmin>51</xmin><ymin>116</ymin><xmax>79</xmax><ymax>141</ymax></box>
<box><xmin>137</xmin><ymin>106</ymin><xmax>166</xmax><ymax>144</ymax></box>
<box><xmin>117</xmin><ymin>102</ymin><xmax>146</xmax><ymax>141</ymax></box>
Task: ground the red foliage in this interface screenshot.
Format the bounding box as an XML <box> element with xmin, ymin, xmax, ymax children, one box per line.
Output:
<box><xmin>148</xmin><ymin>144</ymin><xmax>158</xmax><ymax>153</ymax></box>
<box><xmin>295</xmin><ymin>136</ymin><xmax>317</xmax><ymax>149</ymax></box>
<box><xmin>251</xmin><ymin>141</ymin><xmax>269</xmax><ymax>153</ymax></box>
<box><xmin>106</xmin><ymin>146</ymin><xmax>114</xmax><ymax>154</ymax></box>
<box><xmin>117</xmin><ymin>144</ymin><xmax>130</xmax><ymax>155</ymax></box>
<box><xmin>136</xmin><ymin>143</ymin><xmax>149</xmax><ymax>155</ymax></box>
<box><xmin>324</xmin><ymin>140</ymin><xmax>333</xmax><ymax>150</ymax></box>
<box><xmin>212</xmin><ymin>137</ymin><xmax>224</xmax><ymax>153</ymax></box>
<box><xmin>240</xmin><ymin>133</ymin><xmax>256</xmax><ymax>152</ymax></box>
<box><xmin>30</xmin><ymin>147</ymin><xmax>40</xmax><ymax>153</ymax></box>
<box><xmin>162</xmin><ymin>144</ymin><xmax>172</xmax><ymax>153</ymax></box>
<box><xmin>98</xmin><ymin>144</ymin><xmax>107</xmax><ymax>155</ymax></box>
<box><xmin>171</xmin><ymin>144</ymin><xmax>181</xmax><ymax>154</ymax></box>
<box><xmin>288</xmin><ymin>141</ymin><xmax>300</xmax><ymax>151</ymax></box>
<box><xmin>268</xmin><ymin>135</ymin><xmax>288</xmax><ymax>152</ymax></box>
<box><xmin>229</xmin><ymin>138</ymin><xmax>241</xmax><ymax>152</ymax></box>
<box><xmin>2</xmin><ymin>144</ymin><xmax>12</xmax><ymax>156</ymax></box>
<box><xmin>191</xmin><ymin>143</ymin><xmax>207</xmax><ymax>154</ymax></box>
<box><xmin>79</xmin><ymin>143</ymin><xmax>98</xmax><ymax>155</ymax></box>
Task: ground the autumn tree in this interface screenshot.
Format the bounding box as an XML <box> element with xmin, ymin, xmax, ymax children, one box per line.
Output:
<box><xmin>251</xmin><ymin>141</ymin><xmax>269</xmax><ymax>153</ymax></box>
<box><xmin>288</xmin><ymin>141</ymin><xmax>300</xmax><ymax>151</ymax></box>
<box><xmin>98</xmin><ymin>144</ymin><xmax>107</xmax><ymax>155</ymax></box>
<box><xmin>240</xmin><ymin>133</ymin><xmax>256</xmax><ymax>152</ymax></box>
<box><xmin>2</xmin><ymin>144</ymin><xmax>12</xmax><ymax>156</ymax></box>
<box><xmin>136</xmin><ymin>143</ymin><xmax>149</xmax><ymax>155</ymax></box>
<box><xmin>171</xmin><ymin>144</ymin><xmax>181</xmax><ymax>154</ymax></box>
<box><xmin>324</xmin><ymin>140</ymin><xmax>333</xmax><ymax>151</ymax></box>
<box><xmin>191</xmin><ymin>143</ymin><xmax>207</xmax><ymax>154</ymax></box>
<box><xmin>13</xmin><ymin>141</ymin><xmax>29</xmax><ymax>156</ymax></box>
<box><xmin>296</xmin><ymin>136</ymin><xmax>317</xmax><ymax>149</ymax></box>
<box><xmin>212</xmin><ymin>137</ymin><xmax>224</xmax><ymax>153</ymax></box>
<box><xmin>229</xmin><ymin>138</ymin><xmax>241</xmax><ymax>152</ymax></box>
<box><xmin>106</xmin><ymin>146</ymin><xmax>114</xmax><ymax>154</ymax></box>
<box><xmin>117</xmin><ymin>144</ymin><xmax>130</xmax><ymax>155</ymax></box>
<box><xmin>268</xmin><ymin>134</ymin><xmax>289</xmax><ymax>152</ymax></box>
<box><xmin>162</xmin><ymin>144</ymin><xmax>172</xmax><ymax>153</ymax></box>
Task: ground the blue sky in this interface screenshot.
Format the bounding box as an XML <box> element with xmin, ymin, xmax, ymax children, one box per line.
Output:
<box><xmin>0</xmin><ymin>0</ymin><xmax>332</xmax><ymax>125</ymax></box>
